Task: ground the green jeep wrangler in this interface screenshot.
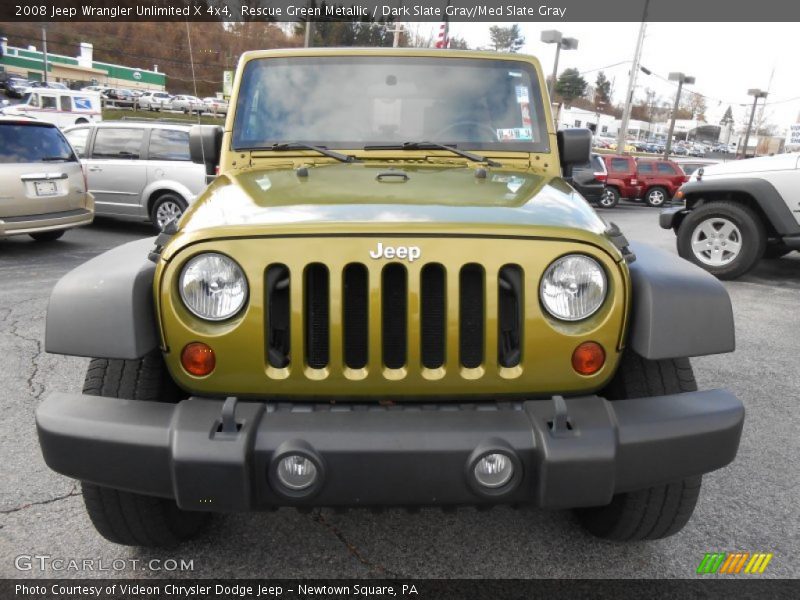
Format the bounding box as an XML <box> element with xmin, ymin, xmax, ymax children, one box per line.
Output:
<box><xmin>37</xmin><ymin>48</ymin><xmax>744</xmax><ymax>547</ymax></box>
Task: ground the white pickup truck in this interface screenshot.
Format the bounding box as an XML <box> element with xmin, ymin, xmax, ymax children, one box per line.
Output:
<box><xmin>660</xmin><ymin>154</ymin><xmax>800</xmax><ymax>279</ymax></box>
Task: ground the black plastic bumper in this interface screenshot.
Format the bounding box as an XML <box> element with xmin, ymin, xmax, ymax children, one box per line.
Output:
<box><xmin>36</xmin><ymin>390</ymin><xmax>744</xmax><ymax>511</ymax></box>
<box><xmin>660</xmin><ymin>206</ymin><xmax>689</xmax><ymax>229</ymax></box>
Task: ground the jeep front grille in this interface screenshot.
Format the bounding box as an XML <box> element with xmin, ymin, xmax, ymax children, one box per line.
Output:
<box><xmin>265</xmin><ymin>261</ymin><xmax>524</xmax><ymax>377</ymax></box>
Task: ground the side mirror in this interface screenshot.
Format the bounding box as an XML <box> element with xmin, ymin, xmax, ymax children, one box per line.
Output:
<box><xmin>557</xmin><ymin>128</ymin><xmax>592</xmax><ymax>178</ymax></box>
<box><xmin>189</xmin><ymin>124</ymin><xmax>223</xmax><ymax>180</ymax></box>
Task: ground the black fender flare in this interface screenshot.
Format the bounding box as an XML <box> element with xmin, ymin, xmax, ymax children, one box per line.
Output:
<box><xmin>680</xmin><ymin>177</ymin><xmax>800</xmax><ymax>236</ymax></box>
<box><xmin>626</xmin><ymin>242</ymin><xmax>735</xmax><ymax>360</ymax></box>
<box><xmin>45</xmin><ymin>237</ymin><xmax>159</xmax><ymax>360</ymax></box>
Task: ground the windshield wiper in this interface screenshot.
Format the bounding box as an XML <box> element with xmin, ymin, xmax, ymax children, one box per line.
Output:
<box><xmin>40</xmin><ymin>156</ymin><xmax>71</xmax><ymax>162</ymax></box>
<box><xmin>266</xmin><ymin>142</ymin><xmax>358</xmax><ymax>163</ymax></box>
<box><xmin>363</xmin><ymin>142</ymin><xmax>502</xmax><ymax>167</ymax></box>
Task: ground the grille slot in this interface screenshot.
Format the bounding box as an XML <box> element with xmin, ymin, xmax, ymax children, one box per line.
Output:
<box><xmin>343</xmin><ymin>263</ymin><xmax>369</xmax><ymax>369</ymax></box>
<box><xmin>266</xmin><ymin>264</ymin><xmax>291</xmax><ymax>368</ymax></box>
<box><xmin>459</xmin><ymin>264</ymin><xmax>485</xmax><ymax>368</ymax></box>
<box><xmin>420</xmin><ymin>263</ymin><xmax>446</xmax><ymax>369</ymax></box>
<box><xmin>382</xmin><ymin>263</ymin><xmax>407</xmax><ymax>369</ymax></box>
<box><xmin>498</xmin><ymin>264</ymin><xmax>523</xmax><ymax>368</ymax></box>
<box><xmin>304</xmin><ymin>264</ymin><xmax>330</xmax><ymax>369</ymax></box>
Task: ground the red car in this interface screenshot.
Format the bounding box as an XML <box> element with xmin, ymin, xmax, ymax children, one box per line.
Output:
<box><xmin>599</xmin><ymin>155</ymin><xmax>688</xmax><ymax>207</ymax></box>
<box><xmin>598</xmin><ymin>155</ymin><xmax>640</xmax><ymax>205</ymax></box>
<box><xmin>635</xmin><ymin>159</ymin><xmax>689</xmax><ymax>207</ymax></box>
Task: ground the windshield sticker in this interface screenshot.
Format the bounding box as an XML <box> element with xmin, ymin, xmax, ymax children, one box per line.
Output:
<box><xmin>497</xmin><ymin>127</ymin><xmax>533</xmax><ymax>141</ymax></box>
<box><xmin>515</xmin><ymin>85</ymin><xmax>530</xmax><ymax>104</ymax></box>
<box><xmin>508</xmin><ymin>71</ymin><xmax>522</xmax><ymax>78</ymax></box>
<box><xmin>520</xmin><ymin>102</ymin><xmax>532</xmax><ymax>128</ymax></box>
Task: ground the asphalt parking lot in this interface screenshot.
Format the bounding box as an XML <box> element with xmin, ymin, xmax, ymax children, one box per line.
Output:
<box><xmin>1</xmin><ymin>205</ymin><xmax>798</xmax><ymax>580</ymax></box>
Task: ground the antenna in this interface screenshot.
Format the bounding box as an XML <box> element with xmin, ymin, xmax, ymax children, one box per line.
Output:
<box><xmin>185</xmin><ymin>19</ymin><xmax>206</xmax><ymax>168</ymax></box>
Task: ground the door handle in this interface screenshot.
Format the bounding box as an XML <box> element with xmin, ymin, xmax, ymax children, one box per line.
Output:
<box><xmin>88</xmin><ymin>167</ymin><xmax>103</xmax><ymax>172</ymax></box>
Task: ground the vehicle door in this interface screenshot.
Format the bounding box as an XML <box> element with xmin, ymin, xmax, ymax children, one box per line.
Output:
<box><xmin>145</xmin><ymin>128</ymin><xmax>207</xmax><ymax>199</ymax></box>
<box><xmin>636</xmin><ymin>161</ymin><xmax>656</xmax><ymax>192</ymax></box>
<box><xmin>656</xmin><ymin>161</ymin><xmax>685</xmax><ymax>194</ymax></box>
<box><xmin>86</xmin><ymin>127</ymin><xmax>147</xmax><ymax>216</ymax></box>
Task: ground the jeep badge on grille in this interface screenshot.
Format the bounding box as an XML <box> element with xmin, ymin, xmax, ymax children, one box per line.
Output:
<box><xmin>369</xmin><ymin>242</ymin><xmax>421</xmax><ymax>262</ymax></box>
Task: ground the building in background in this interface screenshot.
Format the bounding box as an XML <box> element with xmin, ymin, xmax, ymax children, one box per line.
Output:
<box><xmin>0</xmin><ymin>37</ymin><xmax>165</xmax><ymax>91</ymax></box>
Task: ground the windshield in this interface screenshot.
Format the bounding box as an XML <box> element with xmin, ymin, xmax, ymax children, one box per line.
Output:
<box><xmin>232</xmin><ymin>56</ymin><xmax>549</xmax><ymax>153</ymax></box>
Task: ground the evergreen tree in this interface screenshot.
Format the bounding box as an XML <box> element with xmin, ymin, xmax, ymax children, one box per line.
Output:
<box><xmin>555</xmin><ymin>68</ymin><xmax>587</xmax><ymax>105</ymax></box>
<box><xmin>720</xmin><ymin>106</ymin><xmax>734</xmax><ymax>125</ymax></box>
<box><xmin>594</xmin><ymin>71</ymin><xmax>612</xmax><ymax>106</ymax></box>
<box><xmin>488</xmin><ymin>24</ymin><xmax>525</xmax><ymax>53</ymax></box>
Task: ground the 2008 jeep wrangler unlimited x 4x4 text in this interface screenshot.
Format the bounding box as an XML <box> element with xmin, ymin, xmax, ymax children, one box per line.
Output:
<box><xmin>36</xmin><ymin>49</ymin><xmax>744</xmax><ymax>547</ymax></box>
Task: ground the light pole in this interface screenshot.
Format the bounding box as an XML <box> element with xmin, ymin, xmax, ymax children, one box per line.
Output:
<box><xmin>594</xmin><ymin>101</ymin><xmax>608</xmax><ymax>136</ymax></box>
<box><xmin>41</xmin><ymin>25</ymin><xmax>49</xmax><ymax>84</ymax></box>
<box><xmin>663</xmin><ymin>72</ymin><xmax>695</xmax><ymax>158</ymax></box>
<box><xmin>741</xmin><ymin>89</ymin><xmax>768</xmax><ymax>158</ymax></box>
<box><xmin>541</xmin><ymin>30</ymin><xmax>578</xmax><ymax>97</ymax></box>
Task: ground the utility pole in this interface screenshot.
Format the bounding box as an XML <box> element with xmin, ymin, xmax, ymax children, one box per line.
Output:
<box><xmin>741</xmin><ymin>89</ymin><xmax>767</xmax><ymax>158</ymax></box>
<box><xmin>664</xmin><ymin>73</ymin><xmax>695</xmax><ymax>159</ymax></box>
<box><xmin>304</xmin><ymin>21</ymin><xmax>313</xmax><ymax>48</ymax></box>
<box><xmin>41</xmin><ymin>26</ymin><xmax>49</xmax><ymax>84</ymax></box>
<box><xmin>616</xmin><ymin>1</ymin><xmax>649</xmax><ymax>153</ymax></box>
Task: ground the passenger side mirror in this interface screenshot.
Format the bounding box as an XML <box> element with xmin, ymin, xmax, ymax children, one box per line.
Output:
<box><xmin>557</xmin><ymin>129</ymin><xmax>592</xmax><ymax>178</ymax></box>
<box><xmin>189</xmin><ymin>124</ymin><xmax>223</xmax><ymax>181</ymax></box>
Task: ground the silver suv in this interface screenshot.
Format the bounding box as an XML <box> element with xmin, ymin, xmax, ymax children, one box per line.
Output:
<box><xmin>63</xmin><ymin>121</ymin><xmax>207</xmax><ymax>229</ymax></box>
<box><xmin>0</xmin><ymin>116</ymin><xmax>94</xmax><ymax>241</ymax></box>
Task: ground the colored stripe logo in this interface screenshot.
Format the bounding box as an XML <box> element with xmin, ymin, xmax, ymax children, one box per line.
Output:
<box><xmin>697</xmin><ymin>552</ymin><xmax>773</xmax><ymax>574</ymax></box>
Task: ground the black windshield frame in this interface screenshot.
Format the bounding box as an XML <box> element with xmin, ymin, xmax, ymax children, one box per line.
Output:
<box><xmin>232</xmin><ymin>55</ymin><xmax>550</xmax><ymax>154</ymax></box>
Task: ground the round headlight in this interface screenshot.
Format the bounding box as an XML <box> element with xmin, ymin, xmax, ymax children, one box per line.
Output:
<box><xmin>179</xmin><ymin>253</ymin><xmax>248</xmax><ymax>321</ymax></box>
<box><xmin>540</xmin><ymin>255</ymin><xmax>607</xmax><ymax>321</ymax></box>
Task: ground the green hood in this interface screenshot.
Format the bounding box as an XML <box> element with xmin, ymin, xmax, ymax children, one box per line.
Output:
<box><xmin>181</xmin><ymin>162</ymin><xmax>607</xmax><ymax>236</ymax></box>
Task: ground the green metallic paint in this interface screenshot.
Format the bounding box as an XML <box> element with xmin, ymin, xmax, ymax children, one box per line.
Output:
<box><xmin>153</xmin><ymin>48</ymin><xmax>631</xmax><ymax>400</ymax></box>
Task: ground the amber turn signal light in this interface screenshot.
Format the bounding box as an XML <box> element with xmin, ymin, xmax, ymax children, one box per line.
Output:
<box><xmin>181</xmin><ymin>342</ymin><xmax>216</xmax><ymax>376</ymax></box>
<box><xmin>572</xmin><ymin>342</ymin><xmax>605</xmax><ymax>375</ymax></box>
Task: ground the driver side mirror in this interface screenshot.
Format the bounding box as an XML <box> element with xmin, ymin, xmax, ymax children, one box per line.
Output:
<box><xmin>557</xmin><ymin>128</ymin><xmax>592</xmax><ymax>179</ymax></box>
<box><xmin>189</xmin><ymin>124</ymin><xmax>223</xmax><ymax>182</ymax></box>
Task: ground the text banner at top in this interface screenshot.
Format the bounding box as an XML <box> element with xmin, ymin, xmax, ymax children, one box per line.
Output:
<box><xmin>5</xmin><ymin>0</ymin><xmax>800</xmax><ymax>22</ymax></box>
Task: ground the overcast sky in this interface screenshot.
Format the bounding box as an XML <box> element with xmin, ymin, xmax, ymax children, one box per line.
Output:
<box><xmin>439</xmin><ymin>22</ymin><xmax>800</xmax><ymax>130</ymax></box>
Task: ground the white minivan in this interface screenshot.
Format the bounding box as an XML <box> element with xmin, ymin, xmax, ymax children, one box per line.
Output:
<box><xmin>2</xmin><ymin>89</ymin><xmax>102</xmax><ymax>128</ymax></box>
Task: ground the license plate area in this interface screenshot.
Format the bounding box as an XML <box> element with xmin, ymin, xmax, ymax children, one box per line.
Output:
<box><xmin>34</xmin><ymin>180</ymin><xmax>58</xmax><ymax>196</ymax></box>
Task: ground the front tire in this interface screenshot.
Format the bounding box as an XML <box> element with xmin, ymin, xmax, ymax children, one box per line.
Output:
<box><xmin>645</xmin><ymin>186</ymin><xmax>669</xmax><ymax>207</ymax></box>
<box><xmin>676</xmin><ymin>201</ymin><xmax>765</xmax><ymax>279</ymax></box>
<box><xmin>80</xmin><ymin>352</ymin><xmax>210</xmax><ymax>547</ymax></box>
<box><xmin>574</xmin><ymin>351</ymin><xmax>703</xmax><ymax>541</ymax></box>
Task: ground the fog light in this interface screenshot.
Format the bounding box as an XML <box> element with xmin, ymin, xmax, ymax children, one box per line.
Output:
<box><xmin>277</xmin><ymin>455</ymin><xmax>318</xmax><ymax>491</ymax></box>
<box><xmin>473</xmin><ymin>453</ymin><xmax>514</xmax><ymax>488</ymax></box>
<box><xmin>181</xmin><ymin>342</ymin><xmax>215</xmax><ymax>376</ymax></box>
<box><xmin>572</xmin><ymin>341</ymin><xmax>605</xmax><ymax>375</ymax></box>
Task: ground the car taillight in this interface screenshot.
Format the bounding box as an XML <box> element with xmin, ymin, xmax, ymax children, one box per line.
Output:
<box><xmin>593</xmin><ymin>172</ymin><xmax>607</xmax><ymax>183</ymax></box>
<box><xmin>81</xmin><ymin>164</ymin><xmax>88</xmax><ymax>192</ymax></box>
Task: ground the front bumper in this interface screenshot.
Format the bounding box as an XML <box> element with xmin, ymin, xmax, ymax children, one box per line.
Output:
<box><xmin>660</xmin><ymin>206</ymin><xmax>689</xmax><ymax>230</ymax></box>
<box><xmin>36</xmin><ymin>390</ymin><xmax>743</xmax><ymax>511</ymax></box>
